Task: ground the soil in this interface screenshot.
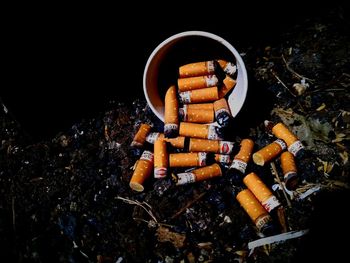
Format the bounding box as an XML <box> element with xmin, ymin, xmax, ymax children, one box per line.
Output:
<box><xmin>1</xmin><ymin>4</ymin><xmax>349</xmax><ymax>263</ymax></box>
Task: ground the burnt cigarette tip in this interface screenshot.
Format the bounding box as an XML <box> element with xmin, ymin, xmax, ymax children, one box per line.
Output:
<box><xmin>217</xmin><ymin>111</ymin><xmax>233</xmax><ymax>128</ymax></box>
<box><xmin>285</xmin><ymin>173</ymin><xmax>299</xmax><ymax>191</ymax></box>
<box><xmin>264</xmin><ymin>120</ymin><xmax>274</xmax><ymax>132</ymax></box>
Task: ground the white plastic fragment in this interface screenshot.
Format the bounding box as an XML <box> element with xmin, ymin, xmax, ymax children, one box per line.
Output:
<box><xmin>297</xmin><ymin>186</ymin><xmax>321</xmax><ymax>200</ymax></box>
<box><xmin>248</xmin><ymin>229</ymin><xmax>309</xmax><ymax>252</ymax></box>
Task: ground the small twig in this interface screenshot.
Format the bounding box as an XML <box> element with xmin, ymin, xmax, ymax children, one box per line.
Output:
<box><xmin>309</xmin><ymin>88</ymin><xmax>347</xmax><ymax>94</ymax></box>
<box><xmin>12</xmin><ymin>196</ymin><xmax>16</xmax><ymax>233</ymax></box>
<box><xmin>270</xmin><ymin>162</ymin><xmax>292</xmax><ymax>208</ymax></box>
<box><xmin>282</xmin><ymin>55</ymin><xmax>315</xmax><ymax>83</ymax></box>
<box><xmin>171</xmin><ymin>192</ymin><xmax>207</xmax><ymax>219</ymax></box>
<box><xmin>116</xmin><ymin>196</ymin><xmax>158</xmax><ymax>223</ymax></box>
<box><xmin>270</xmin><ymin>70</ymin><xmax>296</xmax><ymax>98</ymax></box>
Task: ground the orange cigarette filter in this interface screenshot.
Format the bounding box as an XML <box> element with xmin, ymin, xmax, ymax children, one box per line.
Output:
<box><xmin>280</xmin><ymin>151</ymin><xmax>299</xmax><ymax>190</ymax></box>
<box><xmin>185</xmin><ymin>103</ymin><xmax>214</xmax><ymax>111</ymax></box>
<box><xmin>179</xmin><ymin>122</ymin><xmax>222</xmax><ymax>140</ymax></box>
<box><xmin>179</xmin><ymin>105</ymin><xmax>214</xmax><ymax>123</ymax></box>
<box><xmin>252</xmin><ymin>139</ymin><xmax>287</xmax><ymax>166</ymax></box>
<box><xmin>177</xmin><ymin>75</ymin><xmax>218</xmax><ymax>92</ymax></box>
<box><xmin>145</xmin><ymin>133</ymin><xmax>185</xmax><ymax>149</ymax></box>
<box><xmin>169</xmin><ymin>152</ymin><xmax>207</xmax><ymax>167</ymax></box>
<box><xmin>229</xmin><ymin>139</ymin><xmax>254</xmax><ymax>173</ymax></box>
<box><xmin>179</xmin><ymin>87</ymin><xmax>219</xmax><ymax>104</ymax></box>
<box><xmin>179</xmin><ymin>60</ymin><xmax>216</xmax><ymax>78</ymax></box>
<box><xmin>129</xmin><ymin>151</ymin><xmax>154</xmax><ymax>192</ymax></box>
<box><xmin>217</xmin><ymin>59</ymin><xmax>237</xmax><ymax>77</ymax></box>
<box><xmin>154</xmin><ymin>139</ymin><xmax>168</xmax><ymax>178</ymax></box>
<box><xmin>272</xmin><ymin>123</ymin><xmax>304</xmax><ymax>156</ymax></box>
<box><xmin>189</xmin><ymin>138</ymin><xmax>235</xmax><ymax>154</ymax></box>
<box><xmin>130</xmin><ymin>123</ymin><xmax>152</xmax><ymax>147</ymax></box>
<box><xmin>236</xmin><ymin>189</ymin><xmax>272</xmax><ymax>232</ymax></box>
<box><xmin>218</xmin><ymin>76</ymin><xmax>236</xmax><ymax>98</ymax></box>
<box><xmin>176</xmin><ymin>163</ymin><xmax>222</xmax><ymax>185</ymax></box>
<box><xmin>164</xmin><ymin>85</ymin><xmax>179</xmax><ymax>137</ymax></box>
<box><xmin>163</xmin><ymin>136</ymin><xmax>186</xmax><ymax>149</ymax></box>
<box><xmin>243</xmin><ymin>172</ymin><xmax>281</xmax><ymax>212</ymax></box>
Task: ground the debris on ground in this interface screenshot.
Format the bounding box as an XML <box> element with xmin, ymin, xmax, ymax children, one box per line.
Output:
<box><xmin>1</xmin><ymin>7</ymin><xmax>349</xmax><ymax>263</ymax></box>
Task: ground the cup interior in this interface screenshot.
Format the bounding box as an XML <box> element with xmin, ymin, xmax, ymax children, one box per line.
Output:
<box><xmin>143</xmin><ymin>31</ymin><xmax>248</xmax><ymax>122</ymax></box>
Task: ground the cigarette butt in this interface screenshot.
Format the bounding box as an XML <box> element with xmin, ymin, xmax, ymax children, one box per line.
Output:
<box><xmin>271</xmin><ymin>123</ymin><xmax>304</xmax><ymax>156</ymax></box>
<box><xmin>179</xmin><ymin>87</ymin><xmax>219</xmax><ymax>104</ymax></box>
<box><xmin>154</xmin><ymin>139</ymin><xmax>168</xmax><ymax>178</ymax></box>
<box><xmin>178</xmin><ymin>75</ymin><xmax>218</xmax><ymax>92</ymax></box>
<box><xmin>217</xmin><ymin>59</ymin><xmax>237</xmax><ymax>77</ymax></box>
<box><xmin>219</xmin><ymin>76</ymin><xmax>236</xmax><ymax>99</ymax></box>
<box><xmin>214</xmin><ymin>154</ymin><xmax>231</xmax><ymax>165</ymax></box>
<box><xmin>129</xmin><ymin>151</ymin><xmax>154</xmax><ymax>192</ymax></box>
<box><xmin>193</xmin><ymin>163</ymin><xmax>222</xmax><ymax>182</ymax></box>
<box><xmin>179</xmin><ymin>122</ymin><xmax>222</xmax><ymax>140</ymax></box>
<box><xmin>169</xmin><ymin>152</ymin><xmax>207</xmax><ymax>167</ymax></box>
<box><xmin>185</xmin><ymin>103</ymin><xmax>214</xmax><ymax>111</ymax></box>
<box><xmin>272</xmin><ymin>123</ymin><xmax>297</xmax><ymax>146</ymax></box>
<box><xmin>218</xmin><ymin>76</ymin><xmax>236</xmax><ymax>98</ymax></box>
<box><xmin>164</xmin><ymin>85</ymin><xmax>179</xmax><ymax>138</ymax></box>
<box><xmin>179</xmin><ymin>106</ymin><xmax>214</xmax><ymax>123</ymax></box>
<box><xmin>243</xmin><ymin>172</ymin><xmax>281</xmax><ymax>212</ymax></box>
<box><xmin>229</xmin><ymin>139</ymin><xmax>254</xmax><ymax>173</ymax></box>
<box><xmin>163</xmin><ymin>136</ymin><xmax>186</xmax><ymax>149</ymax></box>
<box><xmin>280</xmin><ymin>151</ymin><xmax>298</xmax><ymax>190</ymax></box>
<box><xmin>130</xmin><ymin>123</ymin><xmax>152</xmax><ymax>147</ymax></box>
<box><xmin>236</xmin><ymin>189</ymin><xmax>272</xmax><ymax>232</ymax></box>
<box><xmin>176</xmin><ymin>163</ymin><xmax>222</xmax><ymax>185</ymax></box>
<box><xmin>189</xmin><ymin>138</ymin><xmax>235</xmax><ymax>154</ymax></box>
<box><xmin>179</xmin><ymin>60</ymin><xmax>216</xmax><ymax>78</ymax></box>
<box><xmin>235</xmin><ymin>139</ymin><xmax>254</xmax><ymax>163</ymax></box>
<box><xmin>214</xmin><ymin>98</ymin><xmax>232</xmax><ymax>127</ymax></box>
<box><xmin>252</xmin><ymin>139</ymin><xmax>287</xmax><ymax>166</ymax></box>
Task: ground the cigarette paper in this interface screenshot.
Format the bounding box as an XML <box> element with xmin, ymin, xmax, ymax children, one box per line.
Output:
<box><xmin>129</xmin><ymin>151</ymin><xmax>154</xmax><ymax>192</ymax></box>
<box><xmin>252</xmin><ymin>139</ymin><xmax>287</xmax><ymax>166</ymax></box>
<box><xmin>214</xmin><ymin>154</ymin><xmax>231</xmax><ymax>165</ymax></box>
<box><xmin>243</xmin><ymin>172</ymin><xmax>281</xmax><ymax>212</ymax></box>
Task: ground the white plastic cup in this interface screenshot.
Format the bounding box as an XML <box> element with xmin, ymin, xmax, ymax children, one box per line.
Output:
<box><xmin>143</xmin><ymin>31</ymin><xmax>248</xmax><ymax>122</ymax></box>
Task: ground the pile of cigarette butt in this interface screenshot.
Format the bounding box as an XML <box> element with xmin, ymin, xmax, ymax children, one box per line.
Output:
<box><xmin>130</xmin><ymin>59</ymin><xmax>306</xmax><ymax>237</ymax></box>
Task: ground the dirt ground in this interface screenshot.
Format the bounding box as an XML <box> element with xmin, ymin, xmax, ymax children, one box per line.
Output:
<box><xmin>1</xmin><ymin>5</ymin><xmax>349</xmax><ymax>263</ymax></box>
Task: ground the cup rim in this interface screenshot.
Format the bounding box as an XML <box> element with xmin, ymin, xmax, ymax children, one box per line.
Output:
<box><xmin>143</xmin><ymin>30</ymin><xmax>248</xmax><ymax>122</ymax></box>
